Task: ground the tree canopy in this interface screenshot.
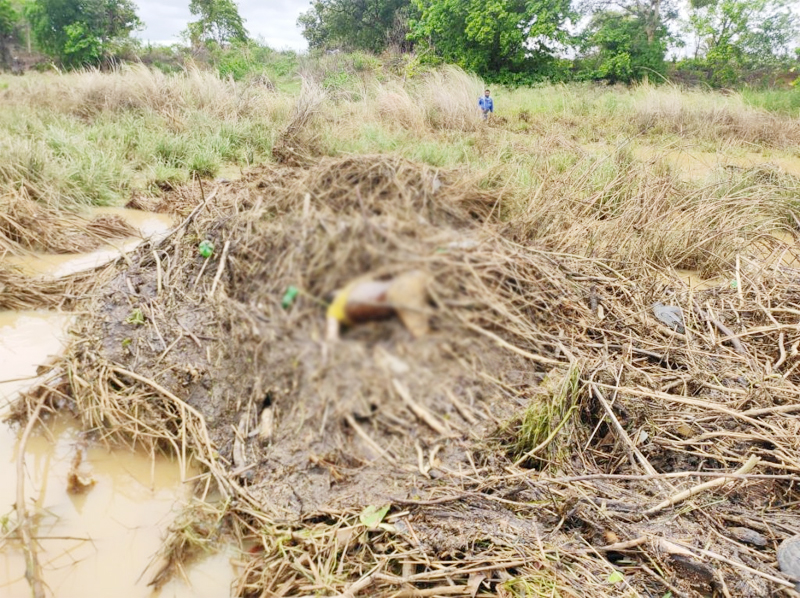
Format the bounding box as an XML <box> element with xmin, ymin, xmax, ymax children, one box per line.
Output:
<box><xmin>298</xmin><ymin>0</ymin><xmax>413</xmax><ymax>53</ymax></box>
<box><xmin>7</xmin><ymin>0</ymin><xmax>800</xmax><ymax>86</ymax></box>
<box><xmin>187</xmin><ymin>0</ymin><xmax>248</xmax><ymax>46</ymax></box>
<box><xmin>686</xmin><ymin>0</ymin><xmax>799</xmax><ymax>85</ymax></box>
<box><xmin>580</xmin><ymin>9</ymin><xmax>670</xmax><ymax>82</ymax></box>
<box><xmin>25</xmin><ymin>0</ymin><xmax>141</xmax><ymax>66</ymax></box>
<box><xmin>409</xmin><ymin>0</ymin><xmax>574</xmax><ymax>77</ymax></box>
<box><xmin>0</xmin><ymin>0</ymin><xmax>19</xmax><ymax>67</ymax></box>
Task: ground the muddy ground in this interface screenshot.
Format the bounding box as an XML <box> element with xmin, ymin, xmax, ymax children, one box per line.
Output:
<box><xmin>13</xmin><ymin>154</ymin><xmax>800</xmax><ymax>597</ymax></box>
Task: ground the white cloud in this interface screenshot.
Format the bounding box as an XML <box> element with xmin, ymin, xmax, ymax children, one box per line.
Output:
<box><xmin>134</xmin><ymin>0</ymin><xmax>309</xmax><ymax>50</ymax></box>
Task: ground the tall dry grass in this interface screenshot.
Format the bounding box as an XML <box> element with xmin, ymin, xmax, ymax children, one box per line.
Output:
<box><xmin>632</xmin><ymin>85</ymin><xmax>800</xmax><ymax>146</ymax></box>
<box><xmin>498</xmin><ymin>82</ymin><xmax>800</xmax><ymax>148</ymax></box>
<box><xmin>1</xmin><ymin>64</ymin><xmax>292</xmax><ymax>121</ymax></box>
<box><xmin>506</xmin><ymin>148</ymin><xmax>799</xmax><ymax>275</ymax></box>
<box><xmin>0</xmin><ymin>65</ymin><xmax>294</xmax><ymax>214</ymax></box>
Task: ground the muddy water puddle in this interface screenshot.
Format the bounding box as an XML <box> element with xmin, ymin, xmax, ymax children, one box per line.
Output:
<box><xmin>0</xmin><ymin>208</ymin><xmax>237</xmax><ymax>597</ymax></box>
<box><xmin>5</xmin><ymin>208</ymin><xmax>173</xmax><ymax>278</ymax></box>
<box><xmin>0</xmin><ymin>311</ymin><xmax>73</xmax><ymax>409</ymax></box>
<box><xmin>633</xmin><ymin>146</ymin><xmax>800</xmax><ymax>181</ymax></box>
<box><xmin>675</xmin><ymin>269</ymin><xmax>727</xmax><ymax>290</ymax></box>
<box><xmin>0</xmin><ymin>420</ymin><xmax>235</xmax><ymax>598</ymax></box>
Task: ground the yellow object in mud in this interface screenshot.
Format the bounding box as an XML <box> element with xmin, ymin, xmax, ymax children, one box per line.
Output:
<box><xmin>326</xmin><ymin>279</ymin><xmax>394</xmax><ymax>326</ymax></box>
<box><xmin>326</xmin><ymin>282</ymin><xmax>356</xmax><ymax>325</ymax></box>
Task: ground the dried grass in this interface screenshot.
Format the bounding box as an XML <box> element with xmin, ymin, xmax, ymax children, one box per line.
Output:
<box><xmin>506</xmin><ymin>149</ymin><xmax>800</xmax><ymax>277</ymax></box>
<box><xmin>1</xmin><ymin>64</ymin><xmax>292</xmax><ymax>121</ymax></box>
<box><xmin>271</xmin><ymin>77</ymin><xmax>326</xmax><ymax>166</ymax></box>
<box><xmin>14</xmin><ymin>151</ymin><xmax>800</xmax><ymax>598</ymax></box>
<box><xmin>0</xmin><ymin>192</ymin><xmax>136</xmax><ymax>255</ymax></box>
<box><xmin>633</xmin><ymin>85</ymin><xmax>800</xmax><ymax>146</ymax></box>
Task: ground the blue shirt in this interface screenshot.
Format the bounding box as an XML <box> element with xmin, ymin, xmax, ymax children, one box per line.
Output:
<box><xmin>478</xmin><ymin>96</ymin><xmax>493</xmax><ymax>112</ymax></box>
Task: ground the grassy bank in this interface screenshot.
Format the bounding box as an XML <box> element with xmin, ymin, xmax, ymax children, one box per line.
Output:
<box><xmin>1</xmin><ymin>64</ymin><xmax>799</xmax><ymax>208</ymax></box>
<box><xmin>1</xmin><ymin>63</ymin><xmax>798</xmax><ymax>270</ymax></box>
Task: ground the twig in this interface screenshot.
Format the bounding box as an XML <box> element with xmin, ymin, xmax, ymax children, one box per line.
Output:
<box><xmin>591</xmin><ymin>383</ymin><xmax>657</xmax><ymax>476</ymax></box>
<box><xmin>335</xmin><ymin>565</ymin><xmax>379</xmax><ymax>598</ymax></box>
<box><xmin>392</xmin><ymin>587</ymin><xmax>474</xmax><ymax>597</ymax></box>
<box><xmin>16</xmin><ymin>394</ymin><xmax>47</xmax><ymax>598</ymax></box>
<box><xmin>375</xmin><ymin>559</ymin><xmax>529</xmax><ymax>583</ymax></box>
<box><xmin>735</xmin><ymin>255</ymin><xmax>744</xmax><ymax>306</ymax></box>
<box><xmin>585</xmin><ymin>536</ymin><xmax>649</xmax><ymax>553</ymax></box>
<box><xmin>445</xmin><ymin>389</ymin><xmax>478</xmax><ymax>425</ymax></box>
<box><xmin>774</xmin><ymin>332</ymin><xmax>787</xmax><ymax>370</ymax></box>
<box><xmin>150</xmin><ymin>189</ymin><xmax>218</xmax><ymax>252</ymax></box>
<box><xmin>594</xmin><ymin>383</ymin><xmax>767</xmax><ymax>428</ymax></box>
<box><xmin>208</xmin><ymin>239</ymin><xmax>231</xmax><ymax>297</ymax></box>
<box><xmin>644</xmin><ymin>455</ymin><xmax>759</xmax><ymax>516</ymax></box>
<box><xmin>392</xmin><ymin>380</ymin><xmax>453</xmax><ymax>437</ymax></box>
<box><xmin>463</xmin><ymin>321</ymin><xmax>562</xmax><ymax>366</ymax></box>
<box><xmin>391</xmin><ymin>493</ymin><xmax>471</xmax><ymax>506</ymax></box>
<box><xmin>693</xmin><ymin>304</ymin><xmax>746</xmax><ymax>355</ymax></box>
<box><xmin>344</xmin><ymin>413</ymin><xmax>397</xmax><ymax>465</ymax></box>
<box><xmin>537</xmin><ymin>472</ymin><xmax>799</xmax><ymax>483</ymax></box>
<box><xmin>153</xmin><ymin>249</ymin><xmax>163</xmax><ymax>296</ymax></box>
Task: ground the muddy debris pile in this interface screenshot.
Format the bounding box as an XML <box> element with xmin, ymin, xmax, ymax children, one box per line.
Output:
<box><xmin>18</xmin><ymin>154</ymin><xmax>800</xmax><ymax>597</ymax></box>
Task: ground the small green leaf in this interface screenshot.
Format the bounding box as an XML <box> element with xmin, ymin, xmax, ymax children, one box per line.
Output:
<box><xmin>198</xmin><ymin>240</ymin><xmax>215</xmax><ymax>258</ymax></box>
<box><xmin>607</xmin><ymin>570</ymin><xmax>624</xmax><ymax>584</ymax></box>
<box><xmin>121</xmin><ymin>338</ymin><xmax>132</xmax><ymax>347</ymax></box>
<box><xmin>359</xmin><ymin>505</ymin><xmax>390</xmax><ymax>529</ymax></box>
<box><xmin>125</xmin><ymin>308</ymin><xmax>145</xmax><ymax>325</ymax></box>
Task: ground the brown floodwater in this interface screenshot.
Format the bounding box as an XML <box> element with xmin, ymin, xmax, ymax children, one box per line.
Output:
<box><xmin>675</xmin><ymin>269</ymin><xmax>726</xmax><ymax>290</ymax></box>
<box><xmin>0</xmin><ymin>209</ymin><xmax>237</xmax><ymax>598</ymax></box>
<box><xmin>633</xmin><ymin>146</ymin><xmax>800</xmax><ymax>181</ymax></box>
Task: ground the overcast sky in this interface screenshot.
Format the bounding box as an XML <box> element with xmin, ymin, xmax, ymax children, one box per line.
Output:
<box><xmin>134</xmin><ymin>0</ymin><xmax>310</xmax><ymax>50</ymax></box>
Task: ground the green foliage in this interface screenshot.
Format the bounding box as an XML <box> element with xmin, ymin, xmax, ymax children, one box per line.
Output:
<box><xmin>298</xmin><ymin>0</ymin><xmax>413</xmax><ymax>53</ymax></box>
<box><xmin>0</xmin><ymin>0</ymin><xmax>17</xmax><ymax>37</ymax></box>
<box><xmin>504</xmin><ymin>365</ymin><xmax>581</xmax><ymax>467</ymax></box>
<box><xmin>63</xmin><ymin>22</ymin><xmax>104</xmax><ymax>65</ymax></box>
<box><xmin>0</xmin><ymin>0</ymin><xmax>19</xmax><ymax>68</ymax></box>
<box><xmin>685</xmin><ymin>0</ymin><xmax>799</xmax><ymax>87</ymax></box>
<box><xmin>409</xmin><ymin>0</ymin><xmax>574</xmax><ymax>77</ymax></box>
<box><xmin>25</xmin><ymin>0</ymin><xmax>141</xmax><ymax>66</ymax></box>
<box><xmin>579</xmin><ymin>11</ymin><xmax>668</xmax><ymax>83</ymax></box>
<box><xmin>187</xmin><ymin>0</ymin><xmax>248</xmax><ymax>46</ymax></box>
<box><xmin>213</xmin><ymin>41</ymin><xmax>272</xmax><ymax>80</ymax></box>
<box><xmin>741</xmin><ymin>86</ymin><xmax>800</xmax><ymax>114</ymax></box>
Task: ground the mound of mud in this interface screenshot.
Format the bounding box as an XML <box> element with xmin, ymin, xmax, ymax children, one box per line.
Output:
<box><xmin>25</xmin><ymin>155</ymin><xmax>800</xmax><ymax>597</ymax></box>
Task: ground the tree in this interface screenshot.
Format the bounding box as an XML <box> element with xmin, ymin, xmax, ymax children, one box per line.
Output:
<box><xmin>25</xmin><ymin>0</ymin><xmax>141</xmax><ymax>66</ymax></box>
<box><xmin>297</xmin><ymin>0</ymin><xmax>413</xmax><ymax>53</ymax></box>
<box><xmin>574</xmin><ymin>0</ymin><xmax>679</xmax><ymax>83</ymax></box>
<box><xmin>409</xmin><ymin>0</ymin><xmax>575</xmax><ymax>76</ymax></box>
<box><xmin>579</xmin><ymin>9</ymin><xmax>669</xmax><ymax>82</ymax></box>
<box><xmin>0</xmin><ymin>0</ymin><xmax>19</xmax><ymax>67</ymax></box>
<box><xmin>187</xmin><ymin>0</ymin><xmax>247</xmax><ymax>46</ymax></box>
<box><xmin>686</xmin><ymin>0</ymin><xmax>799</xmax><ymax>84</ymax></box>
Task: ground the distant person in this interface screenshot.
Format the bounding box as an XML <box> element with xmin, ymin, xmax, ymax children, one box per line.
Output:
<box><xmin>478</xmin><ymin>89</ymin><xmax>493</xmax><ymax>120</ymax></box>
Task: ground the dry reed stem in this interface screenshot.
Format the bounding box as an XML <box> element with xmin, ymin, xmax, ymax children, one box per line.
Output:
<box><xmin>644</xmin><ymin>455</ymin><xmax>760</xmax><ymax>515</ymax></box>
<box><xmin>15</xmin><ymin>393</ymin><xmax>47</xmax><ymax>598</ymax></box>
